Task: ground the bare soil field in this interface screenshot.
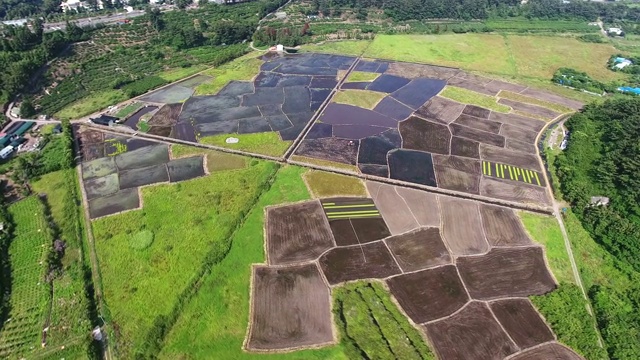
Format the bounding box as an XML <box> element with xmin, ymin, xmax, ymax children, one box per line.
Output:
<box><xmin>385</xmin><ymin>228</ymin><xmax>451</xmax><ymax>272</ymax></box>
<box><xmin>489</xmin><ymin>298</ymin><xmax>554</xmax><ymax>349</ymax></box>
<box><xmin>266</xmin><ymin>201</ymin><xmax>335</xmax><ymax>265</ymax></box>
<box><xmin>506</xmin><ymin>139</ymin><xmax>537</xmax><ymax>154</ymax></box>
<box><xmin>423</xmin><ymin>301</ymin><xmax>518</xmax><ymax>360</ymax></box>
<box><xmin>520</xmin><ymin>88</ymin><xmax>583</xmax><ymax>110</ymax></box>
<box><xmin>318</xmin><ymin>241</ymin><xmax>401</xmax><ymax>285</ymax></box>
<box><xmin>462</xmin><ymin>105</ymin><xmax>491</xmax><ymax>119</ymax></box>
<box><xmin>367</xmin><ymin>182</ymin><xmax>419</xmax><ymax>234</ymax></box>
<box><xmin>450</xmin><ymin>136</ymin><xmax>480</xmax><ymax>158</ymax></box>
<box><xmin>415</xmin><ymin>96</ymin><xmax>465</xmax><ymax>124</ymax></box>
<box><xmin>387</xmin><ymin>265</ymin><xmax>469</xmax><ymax>323</ymax></box>
<box><xmin>508</xmin><ymin>342</ymin><xmax>583</xmax><ymax>360</ymax></box>
<box><xmin>399</xmin><ymin>116</ymin><xmax>451</xmax><ymax>155</ymax></box>
<box><xmin>480</xmin><ymin>177</ymin><xmax>551</xmax><ymax>206</ymax></box>
<box><xmin>440</xmin><ymin>197</ymin><xmax>489</xmax><ymax>255</ymax></box>
<box><xmin>448</xmin><ymin>76</ymin><xmax>499</xmax><ymax>96</ymax></box>
<box><xmin>386</xmin><ymin>62</ymin><xmax>459</xmax><ymax>80</ymax></box>
<box><xmin>480</xmin><ymin>144</ymin><xmax>542</xmax><ymax>171</ymax></box>
<box><xmin>498</xmin><ymin>98</ymin><xmax>560</xmax><ymax>120</ymax></box>
<box><xmin>457</xmin><ymin>247</ymin><xmax>556</xmax><ymax>299</ymax></box>
<box><xmin>247</xmin><ymin>263</ymin><xmax>333</xmax><ymax>351</ymax></box>
<box><xmin>488</xmin><ymin>112</ymin><xmax>546</xmax><ymax>132</ymax></box>
<box><xmin>434</xmin><ymin>164</ymin><xmax>481</xmax><ymax>194</ymax></box>
<box><xmin>450</xmin><ymin>123</ymin><xmax>506</xmax><ymax>148</ymax></box>
<box><xmin>500</xmin><ymin>124</ymin><xmax>539</xmax><ymax>144</ymax></box>
<box><xmin>394</xmin><ymin>187</ymin><xmax>440</xmax><ymax>227</ymax></box>
<box><xmin>453</xmin><ymin>114</ymin><xmax>501</xmax><ymax>133</ymax></box>
<box><xmin>480</xmin><ymin>204</ymin><xmax>533</xmax><ymax>246</ymax></box>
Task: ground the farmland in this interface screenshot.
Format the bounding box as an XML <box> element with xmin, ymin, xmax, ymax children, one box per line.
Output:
<box><xmin>90</xmin><ymin>153</ymin><xmax>278</xmax><ymax>358</ymax></box>
<box><xmin>0</xmin><ymin>197</ymin><xmax>52</xmax><ymax>358</ymax></box>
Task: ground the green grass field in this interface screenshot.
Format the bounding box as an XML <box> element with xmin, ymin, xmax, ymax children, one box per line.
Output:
<box><xmin>171</xmin><ymin>144</ymin><xmax>247</xmax><ymax>172</ymax></box>
<box><xmin>55</xmin><ymin>89</ymin><xmax>128</xmax><ymax>120</ymax></box>
<box><xmin>0</xmin><ymin>197</ymin><xmax>52</xmax><ymax>358</ymax></box>
<box><xmin>332</xmin><ymin>89</ymin><xmax>386</xmax><ymax>109</ymax></box>
<box><xmin>114</xmin><ymin>102</ymin><xmax>144</xmax><ymax>119</ymax></box>
<box><xmin>346</xmin><ymin>71</ymin><xmax>380</xmax><ymax>82</ymax></box>
<box><xmin>91</xmin><ymin>161</ymin><xmax>278</xmax><ymax>358</ymax></box>
<box><xmin>159</xmin><ymin>165</ymin><xmax>349</xmax><ymax>359</ymax></box>
<box><xmin>333</xmin><ymin>281</ymin><xmax>435</xmax><ymax>360</ymax></box>
<box><xmin>303</xmin><ymin>170</ymin><xmax>367</xmax><ymax>198</ymax></box>
<box><xmin>195</xmin><ymin>53</ymin><xmax>263</xmax><ymax>95</ymax></box>
<box><xmin>440</xmin><ymin>86</ymin><xmax>510</xmax><ymax>112</ymax></box>
<box><xmin>289</xmin><ymin>155</ymin><xmax>359</xmax><ymax>172</ymax></box>
<box><xmin>301</xmin><ymin>40</ymin><xmax>372</xmax><ymax>56</ymax></box>
<box><xmin>519</xmin><ymin>212</ymin><xmax>575</xmax><ymax>284</ymax></box>
<box><xmin>199</xmin><ymin>132</ymin><xmax>292</xmax><ymax>157</ymax></box>
<box><xmin>158</xmin><ymin>65</ymin><xmax>208</xmax><ymax>82</ymax></box>
<box><xmin>30</xmin><ymin>170</ymin><xmax>95</xmax><ymax>352</ymax></box>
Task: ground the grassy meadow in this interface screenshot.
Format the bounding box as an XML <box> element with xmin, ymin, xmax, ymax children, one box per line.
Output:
<box><xmin>333</xmin><ymin>89</ymin><xmax>386</xmax><ymax>109</ymax></box>
<box><xmin>440</xmin><ymin>86</ymin><xmax>510</xmax><ymax>112</ymax></box>
<box><xmin>195</xmin><ymin>53</ymin><xmax>263</xmax><ymax>95</ymax></box>
<box><xmin>303</xmin><ymin>170</ymin><xmax>367</xmax><ymax>198</ymax></box>
<box><xmin>91</xmin><ymin>161</ymin><xmax>278</xmax><ymax>358</ymax></box>
<box><xmin>199</xmin><ymin>132</ymin><xmax>292</xmax><ymax>157</ymax></box>
<box><xmin>55</xmin><ymin>89</ymin><xmax>128</xmax><ymax>120</ymax></box>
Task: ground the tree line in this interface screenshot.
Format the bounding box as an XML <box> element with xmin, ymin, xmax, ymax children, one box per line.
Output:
<box><xmin>556</xmin><ymin>98</ymin><xmax>640</xmax><ymax>359</ymax></box>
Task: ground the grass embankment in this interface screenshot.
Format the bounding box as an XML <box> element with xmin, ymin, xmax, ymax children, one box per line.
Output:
<box><xmin>195</xmin><ymin>53</ymin><xmax>263</xmax><ymax>95</ymax></box>
<box><xmin>160</xmin><ymin>166</ymin><xmax>348</xmax><ymax>359</ymax></box>
<box><xmin>519</xmin><ymin>212</ymin><xmax>575</xmax><ymax>284</ymax></box>
<box><xmin>440</xmin><ymin>86</ymin><xmax>510</xmax><ymax>112</ymax></box>
<box><xmin>158</xmin><ymin>65</ymin><xmax>208</xmax><ymax>82</ymax></box>
<box><xmin>171</xmin><ymin>144</ymin><xmax>247</xmax><ymax>172</ymax></box>
<box><xmin>304</xmin><ymin>170</ymin><xmax>367</xmax><ymax>198</ymax></box>
<box><xmin>333</xmin><ymin>281</ymin><xmax>435</xmax><ymax>360</ymax></box>
<box><xmin>333</xmin><ymin>89</ymin><xmax>386</xmax><ymax>109</ymax></box>
<box><xmin>55</xmin><ymin>89</ymin><xmax>128</xmax><ymax>120</ymax></box>
<box><xmin>346</xmin><ymin>71</ymin><xmax>380</xmax><ymax>82</ymax></box>
<box><xmin>91</xmin><ymin>161</ymin><xmax>279</xmax><ymax>358</ymax></box>
<box><xmin>300</xmin><ymin>40</ymin><xmax>372</xmax><ymax>56</ymax></box>
<box><xmin>290</xmin><ymin>155</ymin><xmax>359</xmax><ymax>172</ymax></box>
<box><xmin>199</xmin><ymin>132</ymin><xmax>292</xmax><ymax>157</ymax></box>
<box><xmin>0</xmin><ymin>197</ymin><xmax>52</xmax><ymax>357</ymax></box>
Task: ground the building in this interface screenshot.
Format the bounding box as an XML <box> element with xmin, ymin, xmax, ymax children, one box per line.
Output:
<box><xmin>590</xmin><ymin>196</ymin><xmax>610</xmax><ymax>206</ymax></box>
<box><xmin>0</xmin><ymin>146</ymin><xmax>14</xmax><ymax>159</ymax></box>
<box><xmin>607</xmin><ymin>27</ymin><xmax>624</xmax><ymax>36</ymax></box>
<box><xmin>60</xmin><ymin>0</ymin><xmax>105</xmax><ymax>12</ymax></box>
<box><xmin>91</xmin><ymin>114</ymin><xmax>119</xmax><ymax>126</ymax></box>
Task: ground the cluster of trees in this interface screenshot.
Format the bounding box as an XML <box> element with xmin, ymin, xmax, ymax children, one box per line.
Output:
<box><xmin>0</xmin><ymin>195</ymin><xmax>13</xmax><ymax>330</ymax></box>
<box><xmin>556</xmin><ymin>99</ymin><xmax>640</xmax><ymax>359</ymax></box>
<box><xmin>253</xmin><ymin>23</ymin><xmax>310</xmax><ymax>47</ymax></box>
<box><xmin>552</xmin><ymin>68</ymin><xmax>611</xmax><ymax>94</ymax></box>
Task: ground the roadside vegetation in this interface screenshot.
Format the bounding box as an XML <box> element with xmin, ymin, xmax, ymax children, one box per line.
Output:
<box><xmin>199</xmin><ymin>132</ymin><xmax>292</xmax><ymax>157</ymax></box>
<box><xmin>194</xmin><ymin>53</ymin><xmax>263</xmax><ymax>95</ymax></box>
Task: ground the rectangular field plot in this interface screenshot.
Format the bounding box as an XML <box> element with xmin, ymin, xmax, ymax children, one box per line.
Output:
<box><xmin>489</xmin><ymin>298</ymin><xmax>554</xmax><ymax>349</ymax></box>
<box><xmin>114</xmin><ymin>144</ymin><xmax>170</xmax><ymax>171</ymax></box>
<box><xmin>318</xmin><ymin>241</ymin><xmax>401</xmax><ymax>285</ymax></box>
<box><xmin>247</xmin><ymin>264</ymin><xmax>333</xmax><ymax>351</ymax></box>
<box><xmin>266</xmin><ymin>201</ymin><xmax>335</xmax><ymax>265</ymax></box>
<box><xmin>88</xmin><ymin>188</ymin><xmax>140</xmax><ymax>219</ymax></box>
<box><xmin>321</xmin><ymin>198</ymin><xmax>381</xmax><ymax>220</ymax></box>
<box><xmin>119</xmin><ymin>164</ymin><xmax>169</xmax><ymax>189</ymax></box>
<box><xmin>167</xmin><ymin>156</ymin><xmax>205</xmax><ymax>182</ymax></box>
<box><xmin>482</xmin><ymin>161</ymin><xmax>545</xmax><ymax>187</ymax></box>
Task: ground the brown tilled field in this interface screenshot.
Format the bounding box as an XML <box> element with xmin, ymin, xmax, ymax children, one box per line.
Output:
<box><xmin>387</xmin><ymin>265</ymin><xmax>469</xmax><ymax>323</ymax></box>
<box><xmin>385</xmin><ymin>228</ymin><xmax>451</xmax><ymax>272</ymax></box>
<box><xmin>489</xmin><ymin>298</ymin><xmax>555</xmax><ymax>349</ymax></box>
<box><xmin>318</xmin><ymin>241</ymin><xmax>401</xmax><ymax>285</ymax></box>
<box><xmin>400</xmin><ymin>117</ymin><xmax>452</xmax><ymax>155</ymax></box>
<box><xmin>509</xmin><ymin>342</ymin><xmax>584</xmax><ymax>360</ymax></box>
<box><xmin>367</xmin><ymin>182</ymin><xmax>419</xmax><ymax>234</ymax></box>
<box><xmin>423</xmin><ymin>301</ymin><xmax>518</xmax><ymax>360</ymax></box>
<box><xmin>480</xmin><ymin>144</ymin><xmax>542</xmax><ymax>172</ymax></box>
<box><xmin>480</xmin><ymin>177</ymin><xmax>551</xmax><ymax>206</ymax></box>
<box><xmin>394</xmin><ymin>187</ymin><xmax>440</xmax><ymax>227</ymax></box>
<box><xmin>440</xmin><ymin>197</ymin><xmax>489</xmax><ymax>255</ymax></box>
<box><xmin>415</xmin><ymin>96</ymin><xmax>466</xmax><ymax>124</ymax></box>
<box><xmin>480</xmin><ymin>204</ymin><xmax>533</xmax><ymax>246</ymax></box>
<box><xmin>451</xmin><ymin>136</ymin><xmax>480</xmax><ymax>158</ymax></box>
<box><xmin>266</xmin><ymin>201</ymin><xmax>335</xmax><ymax>265</ymax></box>
<box><xmin>498</xmin><ymin>98</ymin><xmax>560</xmax><ymax>120</ymax></box>
<box><xmin>247</xmin><ymin>264</ymin><xmax>333</xmax><ymax>350</ymax></box>
<box><xmin>453</xmin><ymin>114</ymin><xmax>502</xmax><ymax>133</ymax></box>
<box><xmin>457</xmin><ymin>247</ymin><xmax>556</xmax><ymax>299</ymax></box>
<box><xmin>488</xmin><ymin>112</ymin><xmax>545</xmax><ymax>132</ymax></box>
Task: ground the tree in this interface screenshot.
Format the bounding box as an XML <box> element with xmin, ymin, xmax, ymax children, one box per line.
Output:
<box><xmin>20</xmin><ymin>98</ymin><xmax>36</xmax><ymax>118</ymax></box>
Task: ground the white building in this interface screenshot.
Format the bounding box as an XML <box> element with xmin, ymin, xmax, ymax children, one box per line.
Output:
<box><xmin>60</xmin><ymin>0</ymin><xmax>105</xmax><ymax>12</ymax></box>
<box><xmin>608</xmin><ymin>27</ymin><xmax>624</xmax><ymax>36</ymax></box>
<box><xmin>0</xmin><ymin>146</ymin><xmax>14</xmax><ymax>159</ymax></box>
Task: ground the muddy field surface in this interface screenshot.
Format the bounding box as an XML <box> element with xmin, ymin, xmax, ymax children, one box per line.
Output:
<box><xmin>424</xmin><ymin>301</ymin><xmax>519</xmax><ymax>360</ymax></box>
<box><xmin>457</xmin><ymin>247</ymin><xmax>556</xmax><ymax>299</ymax></box>
<box><xmin>489</xmin><ymin>298</ymin><xmax>554</xmax><ymax>349</ymax></box>
<box><xmin>266</xmin><ymin>201</ymin><xmax>335</xmax><ymax>265</ymax></box>
<box><xmin>318</xmin><ymin>241</ymin><xmax>401</xmax><ymax>285</ymax></box>
<box><xmin>385</xmin><ymin>228</ymin><xmax>451</xmax><ymax>271</ymax></box>
<box><xmin>290</xmin><ymin>59</ymin><xmax>577</xmax><ymax>207</ymax></box>
<box><xmin>440</xmin><ymin>197</ymin><xmax>489</xmax><ymax>255</ymax></box>
<box><xmin>78</xmin><ymin>130</ymin><xmax>205</xmax><ymax>218</ymax></box>
<box><xmin>247</xmin><ymin>264</ymin><xmax>333</xmax><ymax>350</ymax></box>
<box><xmin>388</xmin><ymin>265</ymin><xmax>469</xmax><ymax>323</ymax></box>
